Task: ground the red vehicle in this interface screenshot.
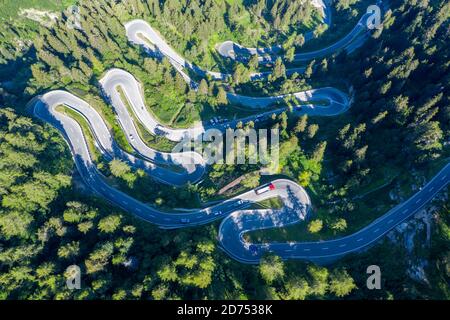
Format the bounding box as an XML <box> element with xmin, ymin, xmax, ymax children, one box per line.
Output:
<box><xmin>255</xmin><ymin>183</ymin><xmax>275</xmax><ymax>195</ymax></box>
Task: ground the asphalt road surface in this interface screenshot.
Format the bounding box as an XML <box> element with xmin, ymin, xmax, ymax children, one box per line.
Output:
<box><xmin>216</xmin><ymin>0</ymin><xmax>333</xmax><ymax>61</ymax></box>
<box><xmin>216</xmin><ymin>0</ymin><xmax>380</xmax><ymax>63</ymax></box>
<box><xmin>125</xmin><ymin>19</ymin><xmax>351</xmax><ymax>117</ymax></box>
<box><xmin>31</xmin><ymin>0</ymin><xmax>449</xmax><ymax>265</ymax></box>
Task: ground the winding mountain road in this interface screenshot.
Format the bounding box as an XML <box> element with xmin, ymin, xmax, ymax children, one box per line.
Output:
<box><xmin>217</xmin><ymin>0</ymin><xmax>379</xmax><ymax>63</ymax></box>
<box><xmin>216</xmin><ymin>0</ymin><xmax>333</xmax><ymax>62</ymax></box>
<box><xmin>30</xmin><ymin>0</ymin><xmax>449</xmax><ymax>265</ymax></box>
<box><xmin>125</xmin><ymin>19</ymin><xmax>351</xmax><ymax>116</ymax></box>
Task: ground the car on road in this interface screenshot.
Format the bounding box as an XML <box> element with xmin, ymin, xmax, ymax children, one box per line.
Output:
<box><xmin>255</xmin><ymin>183</ymin><xmax>275</xmax><ymax>195</ymax></box>
<box><xmin>154</xmin><ymin>124</ymin><xmax>164</xmax><ymax>135</ymax></box>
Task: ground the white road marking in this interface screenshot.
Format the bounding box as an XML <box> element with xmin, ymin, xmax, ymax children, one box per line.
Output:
<box><xmin>402</xmin><ymin>209</ymin><xmax>409</xmax><ymax>214</ymax></box>
<box><xmin>357</xmin><ymin>238</ymin><xmax>363</xmax><ymax>242</ymax></box>
<box><xmin>388</xmin><ymin>219</ymin><xmax>394</xmax><ymax>224</ymax></box>
<box><xmin>322</xmin><ymin>247</ymin><xmax>329</xmax><ymax>250</ymax></box>
<box><xmin>373</xmin><ymin>228</ymin><xmax>380</xmax><ymax>233</ymax></box>
<box><xmin>415</xmin><ymin>198</ymin><xmax>422</xmax><ymax>204</ymax></box>
<box><xmin>303</xmin><ymin>248</ymin><xmax>311</xmax><ymax>252</ymax></box>
<box><xmin>339</xmin><ymin>244</ymin><xmax>347</xmax><ymax>248</ymax></box>
<box><xmin>429</xmin><ymin>187</ymin><xmax>434</xmax><ymax>192</ymax></box>
<box><xmin>441</xmin><ymin>175</ymin><xmax>447</xmax><ymax>181</ymax></box>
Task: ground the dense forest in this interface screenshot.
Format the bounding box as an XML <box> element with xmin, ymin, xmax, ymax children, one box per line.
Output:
<box><xmin>0</xmin><ymin>0</ymin><xmax>449</xmax><ymax>299</ymax></box>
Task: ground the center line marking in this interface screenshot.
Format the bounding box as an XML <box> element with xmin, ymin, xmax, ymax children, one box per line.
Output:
<box><xmin>357</xmin><ymin>238</ymin><xmax>363</xmax><ymax>242</ymax></box>
<box><xmin>339</xmin><ymin>244</ymin><xmax>346</xmax><ymax>248</ymax></box>
<box><xmin>388</xmin><ymin>219</ymin><xmax>394</xmax><ymax>224</ymax></box>
<box><xmin>373</xmin><ymin>228</ymin><xmax>380</xmax><ymax>233</ymax></box>
<box><xmin>402</xmin><ymin>209</ymin><xmax>409</xmax><ymax>214</ymax></box>
<box><xmin>322</xmin><ymin>247</ymin><xmax>329</xmax><ymax>250</ymax></box>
